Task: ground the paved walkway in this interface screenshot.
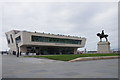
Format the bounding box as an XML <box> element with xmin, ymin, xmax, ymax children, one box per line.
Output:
<box><xmin>2</xmin><ymin>54</ymin><xmax>119</xmax><ymax>78</ymax></box>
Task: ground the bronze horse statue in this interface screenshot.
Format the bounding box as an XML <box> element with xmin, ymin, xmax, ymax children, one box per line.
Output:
<box><xmin>97</xmin><ymin>30</ymin><xmax>108</xmax><ymax>42</ymax></box>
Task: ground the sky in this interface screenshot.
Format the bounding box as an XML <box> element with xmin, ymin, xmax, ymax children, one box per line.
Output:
<box><xmin>0</xmin><ymin>0</ymin><xmax>119</xmax><ymax>51</ymax></box>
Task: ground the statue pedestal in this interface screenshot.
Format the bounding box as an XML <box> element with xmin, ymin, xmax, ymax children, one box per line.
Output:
<box><xmin>97</xmin><ymin>41</ymin><xmax>111</xmax><ymax>53</ymax></box>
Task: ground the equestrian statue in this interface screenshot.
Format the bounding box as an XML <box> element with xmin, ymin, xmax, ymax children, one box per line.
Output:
<box><xmin>97</xmin><ymin>30</ymin><xmax>108</xmax><ymax>42</ymax></box>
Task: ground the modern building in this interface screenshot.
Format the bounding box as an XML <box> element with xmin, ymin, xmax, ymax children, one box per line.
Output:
<box><xmin>5</xmin><ymin>30</ymin><xmax>86</xmax><ymax>55</ymax></box>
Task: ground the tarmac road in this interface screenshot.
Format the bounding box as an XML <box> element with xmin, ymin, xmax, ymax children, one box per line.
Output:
<box><xmin>2</xmin><ymin>54</ymin><xmax>119</xmax><ymax>78</ymax></box>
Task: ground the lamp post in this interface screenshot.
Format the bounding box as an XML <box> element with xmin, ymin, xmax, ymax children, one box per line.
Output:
<box><xmin>16</xmin><ymin>43</ymin><xmax>19</xmax><ymax>57</ymax></box>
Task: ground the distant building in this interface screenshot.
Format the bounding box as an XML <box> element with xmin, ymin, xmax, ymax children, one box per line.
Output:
<box><xmin>5</xmin><ymin>30</ymin><xmax>86</xmax><ymax>55</ymax></box>
<box><xmin>0</xmin><ymin>51</ymin><xmax>8</xmax><ymax>55</ymax></box>
<box><xmin>87</xmin><ymin>51</ymin><xmax>97</xmax><ymax>54</ymax></box>
<box><xmin>112</xmin><ymin>50</ymin><xmax>120</xmax><ymax>53</ymax></box>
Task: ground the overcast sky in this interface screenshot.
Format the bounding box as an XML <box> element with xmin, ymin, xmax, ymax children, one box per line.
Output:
<box><xmin>0</xmin><ymin>1</ymin><xmax>119</xmax><ymax>51</ymax></box>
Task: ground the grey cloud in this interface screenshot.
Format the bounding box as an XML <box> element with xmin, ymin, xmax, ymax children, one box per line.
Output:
<box><xmin>1</xmin><ymin>2</ymin><xmax>118</xmax><ymax>51</ymax></box>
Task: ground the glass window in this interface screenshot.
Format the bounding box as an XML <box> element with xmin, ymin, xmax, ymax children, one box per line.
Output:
<box><xmin>31</xmin><ymin>35</ymin><xmax>81</xmax><ymax>45</ymax></box>
<box><xmin>6</xmin><ymin>34</ymin><xmax>10</xmax><ymax>44</ymax></box>
<box><xmin>10</xmin><ymin>34</ymin><xmax>14</xmax><ymax>43</ymax></box>
<box><xmin>15</xmin><ymin>36</ymin><xmax>21</xmax><ymax>43</ymax></box>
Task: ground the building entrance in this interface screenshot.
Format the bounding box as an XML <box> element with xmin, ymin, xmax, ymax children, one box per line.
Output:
<box><xmin>26</xmin><ymin>46</ymin><xmax>74</xmax><ymax>55</ymax></box>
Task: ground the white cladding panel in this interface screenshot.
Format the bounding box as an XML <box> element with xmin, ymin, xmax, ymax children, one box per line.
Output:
<box><xmin>5</xmin><ymin>30</ymin><xmax>86</xmax><ymax>52</ymax></box>
<box><xmin>21</xmin><ymin>31</ymin><xmax>86</xmax><ymax>48</ymax></box>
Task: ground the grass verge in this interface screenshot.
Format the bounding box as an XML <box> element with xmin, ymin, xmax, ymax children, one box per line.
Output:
<box><xmin>25</xmin><ymin>53</ymin><xmax>120</xmax><ymax>61</ymax></box>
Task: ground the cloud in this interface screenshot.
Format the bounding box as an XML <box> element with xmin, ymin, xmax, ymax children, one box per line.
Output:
<box><xmin>1</xmin><ymin>2</ymin><xmax>118</xmax><ymax>51</ymax></box>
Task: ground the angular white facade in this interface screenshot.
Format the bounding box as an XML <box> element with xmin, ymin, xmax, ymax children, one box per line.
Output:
<box><xmin>5</xmin><ymin>30</ymin><xmax>86</xmax><ymax>55</ymax></box>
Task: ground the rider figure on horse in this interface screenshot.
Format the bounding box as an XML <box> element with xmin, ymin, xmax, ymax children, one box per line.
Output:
<box><xmin>97</xmin><ymin>30</ymin><xmax>108</xmax><ymax>42</ymax></box>
<box><xmin>102</xmin><ymin>30</ymin><xmax>104</xmax><ymax>35</ymax></box>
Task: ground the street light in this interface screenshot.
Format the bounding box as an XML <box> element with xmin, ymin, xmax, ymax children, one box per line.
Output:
<box><xmin>16</xmin><ymin>43</ymin><xmax>19</xmax><ymax>57</ymax></box>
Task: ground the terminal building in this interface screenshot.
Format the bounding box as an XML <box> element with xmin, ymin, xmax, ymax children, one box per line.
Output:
<box><xmin>5</xmin><ymin>30</ymin><xmax>86</xmax><ymax>55</ymax></box>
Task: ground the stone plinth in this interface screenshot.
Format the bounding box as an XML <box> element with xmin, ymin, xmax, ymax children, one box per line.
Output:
<box><xmin>97</xmin><ymin>41</ymin><xmax>111</xmax><ymax>53</ymax></box>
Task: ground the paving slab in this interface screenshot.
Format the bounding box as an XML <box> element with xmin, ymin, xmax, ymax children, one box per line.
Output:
<box><xmin>2</xmin><ymin>55</ymin><xmax>119</xmax><ymax>78</ymax></box>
